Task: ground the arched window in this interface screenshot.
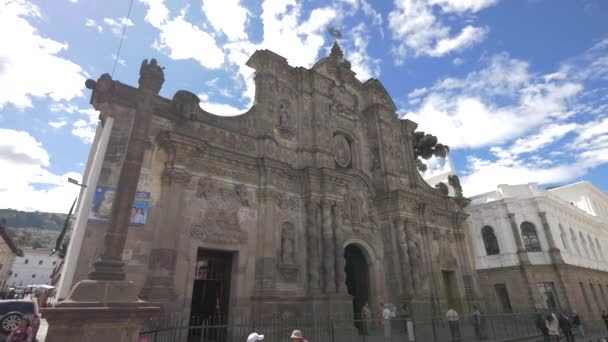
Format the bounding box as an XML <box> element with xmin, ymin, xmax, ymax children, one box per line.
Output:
<box><xmin>481</xmin><ymin>226</ymin><xmax>500</xmax><ymax>255</ymax></box>
<box><xmin>596</xmin><ymin>238</ymin><xmax>604</xmax><ymax>260</ymax></box>
<box><xmin>521</xmin><ymin>222</ymin><xmax>541</xmax><ymax>252</ymax></box>
<box><xmin>580</xmin><ymin>232</ymin><xmax>589</xmax><ymax>257</ymax></box>
<box><xmin>559</xmin><ymin>224</ymin><xmax>568</xmax><ymax>250</ymax></box>
<box><xmin>571</xmin><ymin>228</ymin><xmax>581</xmax><ymax>254</ymax></box>
<box><xmin>589</xmin><ymin>234</ymin><xmax>598</xmax><ymax>259</ymax></box>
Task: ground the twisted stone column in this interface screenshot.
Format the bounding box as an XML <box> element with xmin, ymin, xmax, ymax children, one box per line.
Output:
<box><xmin>306</xmin><ymin>200</ymin><xmax>321</xmax><ymax>294</ymax></box>
<box><xmin>394</xmin><ymin>217</ymin><xmax>413</xmax><ymax>299</ymax></box>
<box><xmin>321</xmin><ymin>199</ymin><xmax>336</xmax><ymax>293</ymax></box>
<box><xmin>333</xmin><ymin>203</ymin><xmax>347</xmax><ymax>294</ymax></box>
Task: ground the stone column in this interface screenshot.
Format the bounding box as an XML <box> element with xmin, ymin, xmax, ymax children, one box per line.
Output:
<box><xmin>306</xmin><ymin>200</ymin><xmax>322</xmax><ymax>294</ymax></box>
<box><xmin>506</xmin><ymin>212</ymin><xmax>536</xmax><ymax>308</ymax></box>
<box><xmin>89</xmin><ymin>59</ymin><xmax>165</xmax><ymax>281</ymax></box>
<box><xmin>538</xmin><ymin>211</ymin><xmax>572</xmax><ymax>309</ymax></box>
<box><xmin>507</xmin><ymin>213</ymin><xmax>529</xmax><ymax>264</ymax></box>
<box><xmin>394</xmin><ymin>217</ymin><xmax>413</xmax><ymax>300</ymax></box>
<box><xmin>333</xmin><ymin>202</ymin><xmax>347</xmax><ymax>294</ymax></box>
<box><xmin>43</xmin><ymin>60</ymin><xmax>162</xmax><ymax>342</ymax></box>
<box><xmin>321</xmin><ymin>199</ymin><xmax>336</xmax><ymax>294</ymax></box>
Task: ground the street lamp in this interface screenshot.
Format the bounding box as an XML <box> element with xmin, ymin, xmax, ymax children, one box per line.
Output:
<box><xmin>67</xmin><ymin>177</ymin><xmax>86</xmax><ymax>188</ymax></box>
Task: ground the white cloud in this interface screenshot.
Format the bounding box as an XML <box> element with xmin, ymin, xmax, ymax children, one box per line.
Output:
<box><xmin>509</xmin><ymin>123</ymin><xmax>578</xmax><ymax>155</ymax></box>
<box><xmin>103</xmin><ymin>17</ymin><xmax>135</xmax><ymax>37</ymax></box>
<box><xmin>453</xmin><ymin>57</ymin><xmax>464</xmax><ymax>65</ymax></box>
<box><xmin>140</xmin><ymin>0</ymin><xmax>225</xmax><ymax>69</ymax></box>
<box><xmin>388</xmin><ymin>0</ymin><xmax>496</xmax><ymax>61</ymax></box>
<box><xmin>404</xmin><ymin>54</ymin><xmax>583</xmax><ymax>149</ymax></box>
<box><xmin>346</xmin><ymin>23</ymin><xmax>381</xmax><ymax>81</ymax></box>
<box><xmin>49</xmin><ymin>121</ymin><xmax>68</xmax><ymax>128</ymax></box>
<box><xmin>70</xmin><ymin>108</ymin><xmax>99</xmax><ymax>143</ymax></box>
<box><xmin>429</xmin><ymin>0</ymin><xmax>499</xmax><ymax>13</ymax></box>
<box><xmin>202</xmin><ymin>0</ymin><xmax>249</xmax><ymax>41</ymax></box>
<box><xmin>0</xmin><ymin>1</ymin><xmax>86</xmax><ymax>109</ymax></box>
<box><xmin>0</xmin><ymin>129</ymin><xmax>80</xmax><ymax>213</ymax></box>
<box><xmin>111</xmin><ymin>53</ymin><xmax>126</xmax><ymax>67</ymax></box>
<box><xmin>85</xmin><ymin>19</ymin><xmax>103</xmax><ymax>33</ymax></box>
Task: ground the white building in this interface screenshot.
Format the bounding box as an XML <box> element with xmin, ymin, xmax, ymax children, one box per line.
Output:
<box><xmin>8</xmin><ymin>248</ymin><xmax>60</xmax><ymax>288</ymax></box>
<box><xmin>466</xmin><ymin>181</ymin><xmax>608</xmax><ymax>317</ymax></box>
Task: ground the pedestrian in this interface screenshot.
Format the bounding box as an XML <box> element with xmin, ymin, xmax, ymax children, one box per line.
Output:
<box><xmin>546</xmin><ymin>313</ymin><xmax>560</xmax><ymax>342</ymax></box>
<box><xmin>536</xmin><ymin>313</ymin><xmax>550</xmax><ymax>342</ymax></box>
<box><xmin>362</xmin><ymin>302</ymin><xmax>372</xmax><ymax>335</ymax></box>
<box><xmin>446</xmin><ymin>307</ymin><xmax>461</xmax><ymax>342</ymax></box>
<box><xmin>6</xmin><ymin>317</ymin><xmax>33</xmax><ymax>342</ymax></box>
<box><xmin>247</xmin><ymin>332</ymin><xmax>264</xmax><ymax>342</ymax></box>
<box><xmin>557</xmin><ymin>313</ymin><xmax>574</xmax><ymax>342</ymax></box>
<box><xmin>602</xmin><ymin>310</ymin><xmax>608</xmax><ymax>331</ymax></box>
<box><xmin>290</xmin><ymin>330</ymin><xmax>308</xmax><ymax>342</ymax></box>
<box><xmin>382</xmin><ymin>303</ymin><xmax>395</xmax><ymax>339</ymax></box>
<box><xmin>571</xmin><ymin>310</ymin><xmax>584</xmax><ymax>337</ymax></box>
<box><xmin>472</xmin><ymin>305</ymin><xmax>482</xmax><ymax>340</ymax></box>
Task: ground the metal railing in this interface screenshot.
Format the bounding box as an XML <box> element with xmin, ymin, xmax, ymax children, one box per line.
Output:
<box><xmin>139</xmin><ymin>312</ymin><xmax>608</xmax><ymax>342</ymax></box>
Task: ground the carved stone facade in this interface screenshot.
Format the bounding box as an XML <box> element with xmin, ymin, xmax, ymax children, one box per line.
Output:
<box><xmin>71</xmin><ymin>44</ymin><xmax>480</xmax><ymax>323</ymax></box>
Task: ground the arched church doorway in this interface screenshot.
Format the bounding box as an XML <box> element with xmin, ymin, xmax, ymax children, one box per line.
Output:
<box><xmin>344</xmin><ymin>244</ymin><xmax>370</xmax><ymax>333</ymax></box>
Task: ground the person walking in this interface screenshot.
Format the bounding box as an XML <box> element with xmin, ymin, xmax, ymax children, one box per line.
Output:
<box><xmin>446</xmin><ymin>308</ymin><xmax>461</xmax><ymax>342</ymax></box>
<box><xmin>571</xmin><ymin>310</ymin><xmax>584</xmax><ymax>337</ymax></box>
<box><xmin>362</xmin><ymin>302</ymin><xmax>372</xmax><ymax>336</ymax></box>
<box><xmin>382</xmin><ymin>303</ymin><xmax>395</xmax><ymax>339</ymax></box>
<box><xmin>557</xmin><ymin>313</ymin><xmax>574</xmax><ymax>342</ymax></box>
<box><xmin>247</xmin><ymin>332</ymin><xmax>264</xmax><ymax>342</ymax></box>
<box><xmin>602</xmin><ymin>310</ymin><xmax>608</xmax><ymax>331</ymax></box>
<box><xmin>536</xmin><ymin>313</ymin><xmax>550</xmax><ymax>342</ymax></box>
<box><xmin>472</xmin><ymin>305</ymin><xmax>483</xmax><ymax>340</ymax></box>
<box><xmin>546</xmin><ymin>313</ymin><xmax>560</xmax><ymax>342</ymax></box>
<box><xmin>290</xmin><ymin>330</ymin><xmax>308</xmax><ymax>342</ymax></box>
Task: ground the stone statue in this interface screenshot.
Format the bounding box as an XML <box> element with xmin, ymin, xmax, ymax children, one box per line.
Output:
<box><xmin>435</xmin><ymin>182</ymin><xmax>449</xmax><ymax>196</ymax></box>
<box><xmin>279</xmin><ymin>101</ymin><xmax>290</xmax><ymax>126</ymax></box>
<box><xmin>138</xmin><ymin>58</ymin><xmax>165</xmax><ymax>92</ymax></box>
<box><xmin>196</xmin><ymin>177</ymin><xmax>213</xmax><ymax>199</ymax></box>
<box><xmin>281</xmin><ymin>222</ymin><xmax>296</xmax><ymax>264</ymax></box>
<box><xmin>234</xmin><ymin>184</ymin><xmax>249</xmax><ymax>207</ymax></box>
<box><xmin>448</xmin><ymin>175</ymin><xmax>463</xmax><ymax>197</ymax></box>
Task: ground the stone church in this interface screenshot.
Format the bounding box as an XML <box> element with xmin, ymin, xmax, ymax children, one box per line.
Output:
<box><xmin>68</xmin><ymin>42</ymin><xmax>480</xmax><ymax>325</ymax></box>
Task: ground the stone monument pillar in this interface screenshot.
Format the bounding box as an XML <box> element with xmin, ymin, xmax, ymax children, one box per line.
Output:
<box><xmin>42</xmin><ymin>59</ymin><xmax>164</xmax><ymax>342</ymax></box>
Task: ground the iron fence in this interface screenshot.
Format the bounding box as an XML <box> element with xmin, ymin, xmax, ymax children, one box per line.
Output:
<box><xmin>138</xmin><ymin>312</ymin><xmax>608</xmax><ymax>342</ymax></box>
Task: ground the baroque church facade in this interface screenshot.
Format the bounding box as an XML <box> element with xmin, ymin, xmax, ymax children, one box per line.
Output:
<box><xmin>67</xmin><ymin>43</ymin><xmax>480</xmax><ymax>323</ymax></box>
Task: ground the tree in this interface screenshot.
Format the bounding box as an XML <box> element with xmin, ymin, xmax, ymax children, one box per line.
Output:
<box><xmin>413</xmin><ymin>131</ymin><xmax>449</xmax><ymax>172</ymax></box>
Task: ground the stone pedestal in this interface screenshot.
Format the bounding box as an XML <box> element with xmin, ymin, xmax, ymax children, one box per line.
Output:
<box><xmin>42</xmin><ymin>280</ymin><xmax>160</xmax><ymax>342</ymax></box>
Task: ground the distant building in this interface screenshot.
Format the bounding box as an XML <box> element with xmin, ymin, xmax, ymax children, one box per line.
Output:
<box><xmin>467</xmin><ymin>181</ymin><xmax>608</xmax><ymax>318</ymax></box>
<box><xmin>0</xmin><ymin>220</ymin><xmax>23</xmax><ymax>291</ymax></box>
<box><xmin>9</xmin><ymin>248</ymin><xmax>59</xmax><ymax>288</ymax></box>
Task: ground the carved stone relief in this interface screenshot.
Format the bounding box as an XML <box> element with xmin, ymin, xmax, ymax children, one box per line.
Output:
<box><xmin>333</xmin><ymin>134</ymin><xmax>351</xmax><ymax>168</ymax></box>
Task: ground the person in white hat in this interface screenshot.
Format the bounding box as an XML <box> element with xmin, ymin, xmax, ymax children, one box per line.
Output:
<box><xmin>290</xmin><ymin>329</ymin><xmax>308</xmax><ymax>342</ymax></box>
<box><xmin>247</xmin><ymin>332</ymin><xmax>264</xmax><ymax>342</ymax></box>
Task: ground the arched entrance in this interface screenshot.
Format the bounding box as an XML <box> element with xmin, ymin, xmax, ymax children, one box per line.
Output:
<box><xmin>344</xmin><ymin>244</ymin><xmax>370</xmax><ymax>332</ymax></box>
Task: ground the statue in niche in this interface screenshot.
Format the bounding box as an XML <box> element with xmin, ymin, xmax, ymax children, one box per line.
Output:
<box><xmin>234</xmin><ymin>184</ymin><xmax>249</xmax><ymax>207</ymax></box>
<box><xmin>406</xmin><ymin>226</ymin><xmax>423</xmax><ymax>291</ymax></box>
<box><xmin>448</xmin><ymin>175</ymin><xmax>463</xmax><ymax>197</ymax></box>
<box><xmin>196</xmin><ymin>177</ymin><xmax>213</xmax><ymax>199</ymax></box>
<box><xmin>333</xmin><ymin>135</ymin><xmax>351</xmax><ymax>168</ymax></box>
<box><xmin>278</xmin><ymin>100</ymin><xmax>290</xmax><ymax>127</ymax></box>
<box><xmin>281</xmin><ymin>222</ymin><xmax>296</xmax><ymax>264</ymax></box>
<box><xmin>370</xmin><ymin>148</ymin><xmax>381</xmax><ymax>171</ymax></box>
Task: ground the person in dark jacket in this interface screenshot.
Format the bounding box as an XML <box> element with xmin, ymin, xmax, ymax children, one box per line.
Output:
<box><xmin>571</xmin><ymin>310</ymin><xmax>584</xmax><ymax>337</ymax></box>
<box><xmin>558</xmin><ymin>313</ymin><xmax>574</xmax><ymax>342</ymax></box>
<box><xmin>536</xmin><ymin>313</ymin><xmax>550</xmax><ymax>342</ymax></box>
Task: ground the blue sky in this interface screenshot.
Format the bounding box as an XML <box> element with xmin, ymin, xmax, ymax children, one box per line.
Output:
<box><xmin>0</xmin><ymin>0</ymin><xmax>607</xmax><ymax>213</ymax></box>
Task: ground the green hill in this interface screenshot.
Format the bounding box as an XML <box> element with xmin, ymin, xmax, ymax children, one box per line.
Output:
<box><xmin>0</xmin><ymin>209</ymin><xmax>67</xmax><ymax>231</ymax></box>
